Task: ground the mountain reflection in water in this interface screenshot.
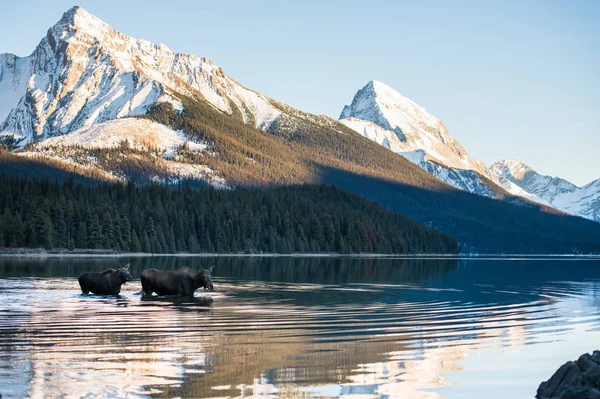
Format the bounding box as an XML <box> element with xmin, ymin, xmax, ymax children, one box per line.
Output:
<box><xmin>0</xmin><ymin>256</ymin><xmax>599</xmax><ymax>399</ymax></box>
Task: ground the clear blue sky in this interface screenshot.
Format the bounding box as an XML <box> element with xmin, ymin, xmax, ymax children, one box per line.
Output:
<box><xmin>1</xmin><ymin>0</ymin><xmax>598</xmax><ymax>185</ymax></box>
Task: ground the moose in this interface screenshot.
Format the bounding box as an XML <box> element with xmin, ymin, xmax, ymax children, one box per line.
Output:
<box><xmin>140</xmin><ymin>266</ymin><xmax>214</xmax><ymax>297</ymax></box>
<box><xmin>78</xmin><ymin>264</ymin><xmax>133</xmax><ymax>295</ymax></box>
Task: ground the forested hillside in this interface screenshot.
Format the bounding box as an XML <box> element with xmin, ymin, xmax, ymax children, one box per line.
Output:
<box><xmin>143</xmin><ymin>98</ymin><xmax>451</xmax><ymax>189</ymax></box>
<box><xmin>0</xmin><ymin>176</ymin><xmax>457</xmax><ymax>254</ymax></box>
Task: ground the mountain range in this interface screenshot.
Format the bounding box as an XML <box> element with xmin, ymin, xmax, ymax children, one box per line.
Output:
<box><xmin>1</xmin><ymin>6</ymin><xmax>599</xmax><ymax>253</ymax></box>
<box><xmin>339</xmin><ymin>81</ymin><xmax>599</xmax><ymax>222</ymax></box>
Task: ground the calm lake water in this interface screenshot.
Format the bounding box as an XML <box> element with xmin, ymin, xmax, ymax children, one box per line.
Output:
<box><xmin>0</xmin><ymin>256</ymin><xmax>599</xmax><ymax>399</ymax></box>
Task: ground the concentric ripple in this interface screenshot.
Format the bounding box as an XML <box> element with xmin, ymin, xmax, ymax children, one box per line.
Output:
<box><xmin>0</xmin><ymin>257</ymin><xmax>599</xmax><ymax>399</ymax></box>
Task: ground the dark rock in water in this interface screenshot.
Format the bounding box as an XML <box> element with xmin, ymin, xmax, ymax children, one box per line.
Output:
<box><xmin>537</xmin><ymin>350</ymin><xmax>600</xmax><ymax>399</ymax></box>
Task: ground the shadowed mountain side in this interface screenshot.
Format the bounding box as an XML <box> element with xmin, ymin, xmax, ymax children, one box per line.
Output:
<box><xmin>0</xmin><ymin>149</ymin><xmax>103</xmax><ymax>185</ymax></box>
<box><xmin>315</xmin><ymin>165</ymin><xmax>600</xmax><ymax>254</ymax></box>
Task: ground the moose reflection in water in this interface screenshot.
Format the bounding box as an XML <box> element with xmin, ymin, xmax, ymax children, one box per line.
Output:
<box><xmin>140</xmin><ymin>266</ymin><xmax>215</xmax><ymax>296</ymax></box>
<box><xmin>78</xmin><ymin>264</ymin><xmax>133</xmax><ymax>295</ymax></box>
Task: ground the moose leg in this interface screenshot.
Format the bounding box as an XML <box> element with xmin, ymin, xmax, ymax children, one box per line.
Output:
<box><xmin>78</xmin><ymin>275</ymin><xmax>90</xmax><ymax>294</ymax></box>
<box><xmin>140</xmin><ymin>276</ymin><xmax>153</xmax><ymax>295</ymax></box>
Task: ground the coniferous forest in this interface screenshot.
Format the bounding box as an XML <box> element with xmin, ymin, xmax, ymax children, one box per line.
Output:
<box><xmin>0</xmin><ymin>176</ymin><xmax>458</xmax><ymax>254</ymax></box>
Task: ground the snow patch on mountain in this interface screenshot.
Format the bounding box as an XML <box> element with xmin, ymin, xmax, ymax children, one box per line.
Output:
<box><xmin>395</xmin><ymin>150</ymin><xmax>493</xmax><ymax>197</ymax></box>
<box><xmin>498</xmin><ymin>180</ymin><xmax>550</xmax><ymax>206</ymax></box>
<box><xmin>15</xmin><ymin>117</ymin><xmax>228</xmax><ymax>187</ymax></box>
<box><xmin>160</xmin><ymin>162</ymin><xmax>228</xmax><ymax>189</ymax></box>
<box><xmin>36</xmin><ymin>118</ymin><xmax>206</xmax><ymax>155</ymax></box>
<box><xmin>0</xmin><ymin>54</ymin><xmax>30</xmax><ymax>125</ymax></box>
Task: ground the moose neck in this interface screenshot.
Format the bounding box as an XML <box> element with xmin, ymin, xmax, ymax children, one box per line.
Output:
<box><xmin>111</xmin><ymin>271</ymin><xmax>123</xmax><ymax>285</ymax></box>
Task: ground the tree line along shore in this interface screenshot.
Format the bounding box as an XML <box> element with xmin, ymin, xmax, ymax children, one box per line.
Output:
<box><xmin>0</xmin><ymin>176</ymin><xmax>458</xmax><ymax>255</ymax></box>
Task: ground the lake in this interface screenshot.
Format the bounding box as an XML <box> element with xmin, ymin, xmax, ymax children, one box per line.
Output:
<box><xmin>0</xmin><ymin>256</ymin><xmax>599</xmax><ymax>399</ymax></box>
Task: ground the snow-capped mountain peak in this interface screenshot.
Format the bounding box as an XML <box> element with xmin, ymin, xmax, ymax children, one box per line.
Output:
<box><xmin>51</xmin><ymin>6</ymin><xmax>107</xmax><ymax>35</ymax></box>
<box><xmin>339</xmin><ymin>80</ymin><xmax>490</xmax><ymax>176</ymax></box>
<box><xmin>340</xmin><ymin>80</ymin><xmax>444</xmax><ymax>143</ymax></box>
<box><xmin>338</xmin><ymin>82</ymin><xmax>585</xmax><ymax>209</ymax></box>
<box><xmin>0</xmin><ymin>6</ymin><xmax>282</xmax><ymax>146</ymax></box>
<box><xmin>339</xmin><ymin>80</ymin><xmax>600</xmax><ymax>222</ymax></box>
<box><xmin>339</xmin><ymin>80</ymin><xmax>502</xmax><ymax>198</ymax></box>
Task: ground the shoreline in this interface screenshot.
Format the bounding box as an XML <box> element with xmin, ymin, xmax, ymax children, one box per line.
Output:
<box><xmin>0</xmin><ymin>248</ymin><xmax>599</xmax><ymax>259</ymax></box>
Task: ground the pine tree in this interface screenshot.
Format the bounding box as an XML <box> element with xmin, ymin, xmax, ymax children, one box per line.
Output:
<box><xmin>76</xmin><ymin>222</ymin><xmax>88</xmax><ymax>249</ymax></box>
<box><xmin>166</xmin><ymin>227</ymin><xmax>176</xmax><ymax>253</ymax></box>
<box><xmin>131</xmin><ymin>230</ymin><xmax>142</xmax><ymax>252</ymax></box>
<box><xmin>142</xmin><ymin>230</ymin><xmax>152</xmax><ymax>253</ymax></box>
<box><xmin>187</xmin><ymin>233</ymin><xmax>199</xmax><ymax>253</ymax></box>
<box><xmin>53</xmin><ymin>209</ymin><xmax>68</xmax><ymax>248</ymax></box>
<box><xmin>34</xmin><ymin>209</ymin><xmax>53</xmax><ymax>249</ymax></box>
<box><xmin>88</xmin><ymin>214</ymin><xmax>103</xmax><ymax>249</ymax></box>
<box><xmin>102</xmin><ymin>211</ymin><xmax>115</xmax><ymax>249</ymax></box>
<box><xmin>120</xmin><ymin>215</ymin><xmax>132</xmax><ymax>250</ymax></box>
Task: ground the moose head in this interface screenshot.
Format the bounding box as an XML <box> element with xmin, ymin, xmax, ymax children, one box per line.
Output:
<box><xmin>196</xmin><ymin>265</ymin><xmax>214</xmax><ymax>291</ymax></box>
<box><xmin>117</xmin><ymin>263</ymin><xmax>133</xmax><ymax>284</ymax></box>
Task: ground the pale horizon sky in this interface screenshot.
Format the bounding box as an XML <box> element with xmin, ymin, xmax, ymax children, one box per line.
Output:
<box><xmin>1</xmin><ymin>1</ymin><xmax>598</xmax><ymax>185</ymax></box>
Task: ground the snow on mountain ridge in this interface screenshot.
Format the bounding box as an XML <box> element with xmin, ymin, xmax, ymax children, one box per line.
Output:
<box><xmin>36</xmin><ymin>118</ymin><xmax>207</xmax><ymax>156</ymax></box>
<box><xmin>489</xmin><ymin>159</ymin><xmax>533</xmax><ymax>180</ymax></box>
<box><xmin>0</xmin><ymin>53</ymin><xmax>31</xmax><ymax>129</ymax></box>
<box><xmin>490</xmin><ymin>159</ymin><xmax>578</xmax><ymax>200</ymax></box>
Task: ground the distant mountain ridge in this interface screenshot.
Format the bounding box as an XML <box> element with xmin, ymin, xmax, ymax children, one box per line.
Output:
<box><xmin>491</xmin><ymin>159</ymin><xmax>600</xmax><ymax>222</ymax></box>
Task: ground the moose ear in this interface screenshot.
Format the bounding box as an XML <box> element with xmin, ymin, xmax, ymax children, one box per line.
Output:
<box><xmin>124</xmin><ymin>263</ymin><xmax>130</xmax><ymax>271</ymax></box>
<box><xmin>208</xmin><ymin>265</ymin><xmax>215</xmax><ymax>273</ymax></box>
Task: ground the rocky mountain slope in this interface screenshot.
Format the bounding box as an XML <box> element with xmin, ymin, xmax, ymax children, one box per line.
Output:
<box><xmin>491</xmin><ymin>159</ymin><xmax>600</xmax><ymax>222</ymax></box>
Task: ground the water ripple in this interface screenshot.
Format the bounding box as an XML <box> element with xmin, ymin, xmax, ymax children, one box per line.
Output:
<box><xmin>0</xmin><ymin>259</ymin><xmax>599</xmax><ymax>399</ymax></box>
